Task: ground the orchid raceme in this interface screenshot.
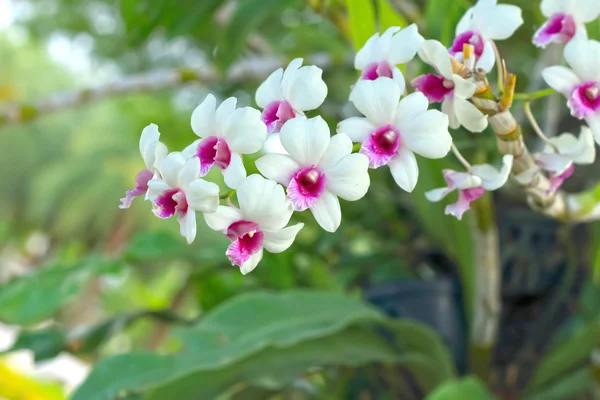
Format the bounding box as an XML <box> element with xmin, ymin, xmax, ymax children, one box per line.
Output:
<box><xmin>533</xmin><ymin>0</ymin><xmax>600</xmax><ymax>48</ymax></box>
<box><xmin>354</xmin><ymin>24</ymin><xmax>424</xmax><ymax>89</ymax></box>
<box><xmin>413</xmin><ymin>40</ymin><xmax>488</xmax><ymax>132</ymax></box>
<box><xmin>119</xmin><ymin>123</ymin><xmax>168</xmax><ymax>209</ymax></box>
<box><xmin>425</xmin><ymin>155</ymin><xmax>513</xmax><ymax>220</ymax></box>
<box><xmin>204</xmin><ymin>174</ymin><xmax>304</xmax><ymax>275</ymax></box>
<box><xmin>338</xmin><ymin>77</ymin><xmax>451</xmax><ymax>192</ymax></box>
<box><xmin>147</xmin><ymin>152</ymin><xmax>220</xmax><ymax>244</ymax></box>
<box><xmin>255</xmin><ymin>58</ymin><xmax>328</xmax><ymax>153</ymax></box>
<box><xmin>184</xmin><ymin>94</ymin><xmax>267</xmax><ymax>189</ymax></box>
<box><xmin>255</xmin><ymin>116</ymin><xmax>370</xmax><ymax>232</ymax></box>
<box><xmin>450</xmin><ymin>0</ymin><xmax>523</xmax><ymax>72</ymax></box>
<box><xmin>515</xmin><ymin>126</ymin><xmax>595</xmax><ymax>193</ymax></box>
<box><xmin>542</xmin><ymin>39</ymin><xmax>600</xmax><ymax>144</ymax></box>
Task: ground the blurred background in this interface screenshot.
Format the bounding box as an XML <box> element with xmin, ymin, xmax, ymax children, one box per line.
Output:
<box><xmin>1</xmin><ymin>0</ymin><xmax>600</xmax><ymax>399</ymax></box>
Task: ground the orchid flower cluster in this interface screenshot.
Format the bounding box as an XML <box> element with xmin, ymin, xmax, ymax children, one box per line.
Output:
<box><xmin>119</xmin><ymin>0</ymin><xmax>600</xmax><ymax>274</ymax></box>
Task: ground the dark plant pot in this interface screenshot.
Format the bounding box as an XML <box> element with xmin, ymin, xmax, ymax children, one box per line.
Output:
<box><xmin>364</xmin><ymin>278</ymin><xmax>467</xmax><ymax>373</ymax></box>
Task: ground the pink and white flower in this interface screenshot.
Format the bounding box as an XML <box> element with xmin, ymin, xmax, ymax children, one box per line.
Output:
<box><xmin>147</xmin><ymin>152</ymin><xmax>220</xmax><ymax>244</ymax></box>
<box><xmin>354</xmin><ymin>24</ymin><xmax>424</xmax><ymax>88</ymax></box>
<box><xmin>255</xmin><ymin>58</ymin><xmax>328</xmax><ymax>152</ymax></box>
<box><xmin>337</xmin><ymin>77</ymin><xmax>451</xmax><ymax>192</ymax></box>
<box><xmin>413</xmin><ymin>40</ymin><xmax>488</xmax><ymax>132</ymax></box>
<box><xmin>450</xmin><ymin>0</ymin><xmax>523</xmax><ymax>72</ymax></box>
<box><xmin>515</xmin><ymin>126</ymin><xmax>595</xmax><ymax>193</ymax></box>
<box><xmin>204</xmin><ymin>174</ymin><xmax>304</xmax><ymax>275</ymax></box>
<box><xmin>255</xmin><ymin>116</ymin><xmax>370</xmax><ymax>232</ymax></box>
<box><xmin>119</xmin><ymin>123</ymin><xmax>168</xmax><ymax>209</ymax></box>
<box><xmin>184</xmin><ymin>94</ymin><xmax>267</xmax><ymax>189</ymax></box>
<box><xmin>542</xmin><ymin>39</ymin><xmax>600</xmax><ymax>143</ymax></box>
<box><xmin>533</xmin><ymin>0</ymin><xmax>600</xmax><ymax>48</ymax></box>
<box><xmin>425</xmin><ymin>155</ymin><xmax>513</xmax><ymax>220</ymax></box>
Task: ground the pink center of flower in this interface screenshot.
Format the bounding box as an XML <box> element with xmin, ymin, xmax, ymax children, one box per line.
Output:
<box><xmin>360</xmin><ymin>125</ymin><xmax>401</xmax><ymax>168</ymax></box>
<box><xmin>533</xmin><ymin>13</ymin><xmax>576</xmax><ymax>48</ymax></box>
<box><xmin>449</xmin><ymin>31</ymin><xmax>484</xmax><ymax>58</ymax></box>
<box><xmin>361</xmin><ymin>61</ymin><xmax>394</xmax><ymax>81</ymax></box>
<box><xmin>411</xmin><ymin>74</ymin><xmax>454</xmax><ymax>103</ymax></box>
<box><xmin>153</xmin><ymin>188</ymin><xmax>188</xmax><ymax>219</ymax></box>
<box><xmin>569</xmin><ymin>82</ymin><xmax>600</xmax><ymax>119</ymax></box>
<box><xmin>548</xmin><ymin>164</ymin><xmax>575</xmax><ymax>194</ymax></box>
<box><xmin>225</xmin><ymin>220</ymin><xmax>264</xmax><ymax>267</ymax></box>
<box><xmin>445</xmin><ymin>186</ymin><xmax>485</xmax><ymax>221</ymax></box>
<box><xmin>119</xmin><ymin>168</ymin><xmax>154</xmax><ymax>209</ymax></box>
<box><xmin>287</xmin><ymin>166</ymin><xmax>327</xmax><ymax>211</ymax></box>
<box><xmin>262</xmin><ymin>100</ymin><xmax>296</xmax><ymax>134</ymax></box>
<box><xmin>195</xmin><ymin>136</ymin><xmax>232</xmax><ymax>175</ymax></box>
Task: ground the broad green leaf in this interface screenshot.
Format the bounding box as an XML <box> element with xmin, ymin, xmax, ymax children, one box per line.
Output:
<box><xmin>527</xmin><ymin>320</ymin><xmax>600</xmax><ymax>391</ymax></box>
<box><xmin>5</xmin><ymin>328</ymin><xmax>65</xmax><ymax>362</ymax></box>
<box><xmin>426</xmin><ymin>376</ymin><xmax>495</xmax><ymax>400</ymax></box>
<box><xmin>0</xmin><ymin>258</ymin><xmax>123</xmax><ymax>325</ymax></box>
<box><xmin>5</xmin><ymin>310</ymin><xmax>195</xmax><ymax>360</ymax></box>
<box><xmin>376</xmin><ymin>0</ymin><xmax>406</xmax><ymax>31</ymax></box>
<box><xmin>145</xmin><ymin>328</ymin><xmax>400</xmax><ymax>400</ymax></box>
<box><xmin>387</xmin><ymin>320</ymin><xmax>457</xmax><ymax>380</ymax></box>
<box><xmin>72</xmin><ymin>290</ymin><xmax>386</xmax><ymax>400</ymax></box>
<box><xmin>525</xmin><ymin>368</ymin><xmax>593</xmax><ymax>400</ymax></box>
<box><xmin>217</xmin><ymin>0</ymin><xmax>299</xmax><ymax>67</ymax></box>
<box><xmin>345</xmin><ymin>0</ymin><xmax>376</xmax><ymax>50</ymax></box>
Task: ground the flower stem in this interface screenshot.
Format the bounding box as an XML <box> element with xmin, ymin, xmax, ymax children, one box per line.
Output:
<box><xmin>523</xmin><ymin>101</ymin><xmax>559</xmax><ymax>152</ymax></box>
<box><xmin>219</xmin><ymin>189</ymin><xmax>235</xmax><ymax>200</ymax></box>
<box><xmin>513</xmin><ymin>88</ymin><xmax>556</xmax><ymax>101</ymax></box>
<box><xmin>489</xmin><ymin>40</ymin><xmax>505</xmax><ymax>94</ymax></box>
<box><xmin>451</xmin><ymin>143</ymin><xmax>472</xmax><ymax>172</ymax></box>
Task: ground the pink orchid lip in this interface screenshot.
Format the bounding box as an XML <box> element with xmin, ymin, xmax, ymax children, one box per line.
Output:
<box><xmin>411</xmin><ymin>74</ymin><xmax>454</xmax><ymax>103</ymax></box>
<box><xmin>569</xmin><ymin>82</ymin><xmax>600</xmax><ymax>119</ymax></box>
<box><xmin>225</xmin><ymin>220</ymin><xmax>264</xmax><ymax>267</ymax></box>
<box><xmin>196</xmin><ymin>136</ymin><xmax>232</xmax><ymax>175</ymax></box>
<box><xmin>360</xmin><ymin>124</ymin><xmax>401</xmax><ymax>168</ymax></box>
<box><xmin>287</xmin><ymin>166</ymin><xmax>327</xmax><ymax>211</ymax></box>
<box><xmin>153</xmin><ymin>188</ymin><xmax>188</xmax><ymax>219</ymax></box>
<box><xmin>445</xmin><ymin>186</ymin><xmax>485</xmax><ymax>220</ymax></box>
<box><xmin>533</xmin><ymin>13</ymin><xmax>576</xmax><ymax>48</ymax></box>
<box><xmin>450</xmin><ymin>31</ymin><xmax>484</xmax><ymax>58</ymax></box>
<box><xmin>119</xmin><ymin>168</ymin><xmax>153</xmax><ymax>209</ymax></box>
<box><xmin>262</xmin><ymin>100</ymin><xmax>296</xmax><ymax>134</ymax></box>
<box><xmin>361</xmin><ymin>61</ymin><xmax>394</xmax><ymax>81</ymax></box>
<box><xmin>548</xmin><ymin>164</ymin><xmax>574</xmax><ymax>194</ymax></box>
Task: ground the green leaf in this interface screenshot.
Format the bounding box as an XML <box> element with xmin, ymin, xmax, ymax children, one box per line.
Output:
<box><xmin>376</xmin><ymin>0</ymin><xmax>406</xmax><ymax>31</ymax></box>
<box><xmin>0</xmin><ymin>258</ymin><xmax>123</xmax><ymax>325</ymax></box>
<box><xmin>5</xmin><ymin>328</ymin><xmax>65</xmax><ymax>362</ymax></box>
<box><xmin>217</xmin><ymin>0</ymin><xmax>298</xmax><ymax>67</ymax></box>
<box><xmin>426</xmin><ymin>376</ymin><xmax>495</xmax><ymax>400</ymax></box>
<box><xmin>145</xmin><ymin>328</ymin><xmax>400</xmax><ymax>400</ymax></box>
<box><xmin>345</xmin><ymin>0</ymin><xmax>376</xmax><ymax>50</ymax></box>
<box><xmin>72</xmin><ymin>290</ymin><xmax>386</xmax><ymax>400</ymax></box>
<box><xmin>525</xmin><ymin>368</ymin><xmax>593</xmax><ymax>400</ymax></box>
<box><xmin>387</xmin><ymin>320</ymin><xmax>457</xmax><ymax>380</ymax></box>
<box><xmin>527</xmin><ymin>320</ymin><xmax>600</xmax><ymax>391</ymax></box>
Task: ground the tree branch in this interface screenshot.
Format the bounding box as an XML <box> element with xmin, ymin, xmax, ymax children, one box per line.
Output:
<box><xmin>0</xmin><ymin>55</ymin><xmax>335</xmax><ymax>127</ymax></box>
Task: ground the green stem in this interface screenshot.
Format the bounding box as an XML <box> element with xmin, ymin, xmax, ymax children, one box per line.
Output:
<box><xmin>352</xmin><ymin>142</ymin><xmax>361</xmax><ymax>153</ymax></box>
<box><xmin>513</xmin><ymin>88</ymin><xmax>556</xmax><ymax>101</ymax></box>
<box><xmin>219</xmin><ymin>189</ymin><xmax>235</xmax><ymax>200</ymax></box>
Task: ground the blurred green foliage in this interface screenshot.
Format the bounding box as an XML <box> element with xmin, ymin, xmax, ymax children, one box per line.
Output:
<box><xmin>0</xmin><ymin>0</ymin><xmax>599</xmax><ymax>399</ymax></box>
